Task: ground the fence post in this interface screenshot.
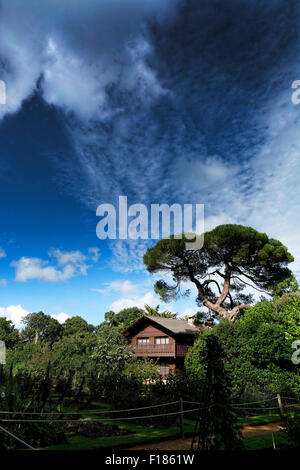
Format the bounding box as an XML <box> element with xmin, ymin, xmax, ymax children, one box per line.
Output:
<box><xmin>179</xmin><ymin>397</ymin><xmax>184</xmax><ymax>439</ymax></box>
<box><xmin>277</xmin><ymin>393</ymin><xmax>284</xmax><ymax>418</ymax></box>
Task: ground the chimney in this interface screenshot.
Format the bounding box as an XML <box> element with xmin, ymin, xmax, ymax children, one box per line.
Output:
<box><xmin>187</xmin><ymin>315</ymin><xmax>194</xmax><ymax>325</ymax></box>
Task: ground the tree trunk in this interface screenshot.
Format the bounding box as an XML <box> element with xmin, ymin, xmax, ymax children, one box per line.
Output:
<box><xmin>34</xmin><ymin>330</ymin><xmax>39</xmax><ymax>344</ymax></box>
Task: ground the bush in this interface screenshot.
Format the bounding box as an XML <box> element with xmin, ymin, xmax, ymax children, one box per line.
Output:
<box><xmin>282</xmin><ymin>414</ymin><xmax>300</xmax><ymax>449</ymax></box>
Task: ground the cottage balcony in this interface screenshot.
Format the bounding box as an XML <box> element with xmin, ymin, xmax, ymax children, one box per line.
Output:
<box><xmin>134</xmin><ymin>343</ymin><xmax>190</xmax><ymax>358</ymax></box>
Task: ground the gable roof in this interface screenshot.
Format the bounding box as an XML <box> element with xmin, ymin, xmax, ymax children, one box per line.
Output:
<box><xmin>123</xmin><ymin>315</ymin><xmax>200</xmax><ymax>337</ymax></box>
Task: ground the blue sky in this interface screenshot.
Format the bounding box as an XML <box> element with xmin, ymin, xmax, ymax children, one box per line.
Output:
<box><xmin>0</xmin><ymin>0</ymin><xmax>300</xmax><ymax>327</ymax></box>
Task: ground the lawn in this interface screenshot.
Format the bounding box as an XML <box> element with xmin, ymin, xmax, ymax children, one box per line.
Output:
<box><xmin>40</xmin><ymin>401</ymin><xmax>195</xmax><ymax>450</ymax></box>
<box><xmin>243</xmin><ymin>431</ymin><xmax>290</xmax><ymax>450</ymax></box>
<box><xmin>39</xmin><ymin>401</ymin><xmax>296</xmax><ymax>451</ymax></box>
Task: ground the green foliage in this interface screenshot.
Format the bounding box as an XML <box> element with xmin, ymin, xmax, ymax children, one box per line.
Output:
<box><xmin>124</xmin><ymin>357</ymin><xmax>159</xmax><ymax>382</ymax></box>
<box><xmin>144</xmin><ymin>304</ymin><xmax>177</xmax><ymax>318</ymax></box>
<box><xmin>92</xmin><ymin>326</ymin><xmax>134</xmax><ymax>376</ymax></box>
<box><xmin>144</xmin><ymin>225</ymin><xmax>296</xmax><ymax>321</ymax></box>
<box><xmin>102</xmin><ymin>305</ymin><xmax>177</xmax><ymax>330</ymax></box>
<box><xmin>0</xmin><ymin>365</ymin><xmax>67</xmax><ymax>449</ymax></box>
<box><xmin>204</xmin><ymin>292</ymin><xmax>300</xmax><ymax>394</ymax></box>
<box><xmin>21</xmin><ymin>311</ymin><xmax>62</xmax><ymax>345</ymax></box>
<box><xmin>0</xmin><ymin>317</ymin><xmax>19</xmax><ymax>349</ymax></box>
<box><xmin>281</xmin><ymin>414</ymin><xmax>300</xmax><ymax>448</ymax></box>
<box><xmin>62</xmin><ymin>316</ymin><xmax>95</xmax><ymax>337</ymax></box>
<box><xmin>185</xmin><ymin>332</ymin><xmax>241</xmax><ymax>450</ymax></box>
<box><xmin>103</xmin><ymin>307</ymin><xmax>145</xmax><ymax>329</ymax></box>
<box><xmin>52</xmin><ymin>331</ymin><xmax>97</xmax><ymax>376</ymax></box>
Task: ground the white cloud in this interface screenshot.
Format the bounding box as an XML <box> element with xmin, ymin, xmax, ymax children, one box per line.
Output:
<box><xmin>51</xmin><ymin>312</ymin><xmax>70</xmax><ymax>324</ymax></box>
<box><xmin>0</xmin><ymin>248</ymin><xmax>6</xmax><ymax>259</ymax></box>
<box><xmin>49</xmin><ymin>248</ymin><xmax>86</xmax><ymax>267</ymax></box>
<box><xmin>88</xmin><ymin>247</ymin><xmax>100</xmax><ymax>263</ymax></box>
<box><xmin>0</xmin><ymin>0</ymin><xmax>176</xmax><ymax>121</ymax></box>
<box><xmin>178</xmin><ymin>307</ymin><xmax>199</xmax><ymax>318</ymax></box>
<box><xmin>109</xmin><ymin>291</ymin><xmax>158</xmax><ymax>313</ymax></box>
<box><xmin>0</xmin><ymin>279</ymin><xmax>7</xmax><ymax>287</ymax></box>
<box><xmin>204</xmin><ymin>214</ymin><xmax>237</xmax><ymax>232</ymax></box>
<box><xmin>0</xmin><ymin>305</ymin><xmax>69</xmax><ymax>328</ymax></box>
<box><xmin>110</xmin><ymin>239</ymin><xmax>151</xmax><ymax>273</ymax></box>
<box><xmin>11</xmin><ymin>256</ymin><xmax>76</xmax><ymax>282</ymax></box>
<box><xmin>0</xmin><ymin>304</ymin><xmax>29</xmax><ymax>329</ymax></box>
<box><xmin>11</xmin><ymin>247</ymin><xmax>98</xmax><ymax>283</ymax></box>
<box><xmin>93</xmin><ymin>279</ymin><xmax>137</xmax><ymax>296</ymax></box>
<box><xmin>49</xmin><ymin>248</ymin><xmax>89</xmax><ymax>275</ymax></box>
<box><xmin>204</xmin><ymin>90</ymin><xmax>300</xmax><ymax>274</ymax></box>
<box><xmin>177</xmin><ymin>155</ymin><xmax>239</xmax><ymax>192</ymax></box>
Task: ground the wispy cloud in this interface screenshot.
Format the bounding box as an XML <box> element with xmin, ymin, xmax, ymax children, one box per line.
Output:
<box><xmin>11</xmin><ymin>247</ymin><xmax>99</xmax><ymax>282</ymax></box>
<box><xmin>92</xmin><ymin>279</ymin><xmax>137</xmax><ymax>296</ymax></box>
<box><xmin>1</xmin><ymin>0</ymin><xmax>300</xmax><ymax>278</ymax></box>
<box><xmin>0</xmin><ymin>0</ymin><xmax>177</xmax><ymax>120</ymax></box>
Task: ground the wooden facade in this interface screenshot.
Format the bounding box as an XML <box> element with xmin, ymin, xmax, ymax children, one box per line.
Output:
<box><xmin>123</xmin><ymin>316</ymin><xmax>199</xmax><ymax>376</ymax></box>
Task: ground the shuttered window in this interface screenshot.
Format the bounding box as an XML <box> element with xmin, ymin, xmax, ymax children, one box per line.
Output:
<box><xmin>155</xmin><ymin>336</ymin><xmax>169</xmax><ymax>345</ymax></box>
<box><xmin>137</xmin><ymin>337</ymin><xmax>149</xmax><ymax>345</ymax></box>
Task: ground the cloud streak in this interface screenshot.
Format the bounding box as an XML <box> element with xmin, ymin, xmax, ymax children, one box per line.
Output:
<box><xmin>11</xmin><ymin>247</ymin><xmax>100</xmax><ymax>282</ymax></box>
<box><xmin>1</xmin><ymin>0</ymin><xmax>300</xmax><ymax>276</ymax></box>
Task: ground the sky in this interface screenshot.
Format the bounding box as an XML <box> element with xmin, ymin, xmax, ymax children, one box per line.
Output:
<box><xmin>0</xmin><ymin>0</ymin><xmax>300</xmax><ymax>328</ymax></box>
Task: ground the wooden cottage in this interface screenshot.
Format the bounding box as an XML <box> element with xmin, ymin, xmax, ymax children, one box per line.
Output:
<box><xmin>123</xmin><ymin>315</ymin><xmax>200</xmax><ymax>375</ymax></box>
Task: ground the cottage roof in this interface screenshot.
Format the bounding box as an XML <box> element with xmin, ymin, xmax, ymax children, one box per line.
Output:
<box><xmin>123</xmin><ymin>315</ymin><xmax>200</xmax><ymax>337</ymax></box>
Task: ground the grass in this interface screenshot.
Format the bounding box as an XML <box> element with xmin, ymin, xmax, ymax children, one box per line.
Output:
<box><xmin>39</xmin><ymin>399</ymin><xmax>297</xmax><ymax>451</ymax></box>
<box><xmin>41</xmin><ymin>420</ymin><xmax>192</xmax><ymax>450</ymax></box>
<box><xmin>185</xmin><ymin>412</ymin><xmax>281</xmax><ymax>429</ymax></box>
<box><xmin>40</xmin><ymin>400</ymin><xmax>196</xmax><ymax>450</ymax></box>
<box><xmin>238</xmin><ymin>413</ymin><xmax>280</xmax><ymax>426</ymax></box>
<box><xmin>243</xmin><ymin>431</ymin><xmax>290</xmax><ymax>450</ymax></box>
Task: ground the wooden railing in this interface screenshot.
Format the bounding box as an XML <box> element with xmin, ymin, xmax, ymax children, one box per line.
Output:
<box><xmin>134</xmin><ymin>343</ymin><xmax>190</xmax><ymax>357</ymax></box>
<box><xmin>176</xmin><ymin>344</ymin><xmax>190</xmax><ymax>357</ymax></box>
<box><xmin>134</xmin><ymin>344</ymin><xmax>175</xmax><ymax>356</ymax></box>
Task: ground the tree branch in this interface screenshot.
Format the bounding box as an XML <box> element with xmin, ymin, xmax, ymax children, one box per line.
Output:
<box><xmin>229</xmin><ymin>304</ymin><xmax>251</xmax><ymax>322</ymax></box>
<box><xmin>203</xmin><ymin>279</ymin><xmax>222</xmax><ymax>295</ymax></box>
<box><xmin>216</xmin><ymin>264</ymin><xmax>231</xmax><ymax>306</ymax></box>
<box><xmin>231</xmin><ymin>275</ymin><xmax>271</xmax><ymax>295</ymax></box>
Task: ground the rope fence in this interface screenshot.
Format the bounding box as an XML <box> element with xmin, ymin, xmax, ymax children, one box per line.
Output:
<box><xmin>0</xmin><ymin>407</ymin><xmax>200</xmax><ymax>423</ymax></box>
<box><xmin>0</xmin><ymin>400</ymin><xmax>179</xmax><ymax>415</ymax></box>
<box><xmin>0</xmin><ymin>394</ymin><xmax>298</xmax><ymax>450</ymax></box>
<box><xmin>0</xmin><ymin>424</ymin><xmax>36</xmax><ymax>450</ymax></box>
<box><xmin>1</xmin><ymin>397</ymin><xmax>298</xmax><ymax>420</ymax></box>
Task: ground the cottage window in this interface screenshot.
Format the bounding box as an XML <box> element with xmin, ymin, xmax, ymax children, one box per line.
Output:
<box><xmin>137</xmin><ymin>337</ymin><xmax>149</xmax><ymax>345</ymax></box>
<box><xmin>159</xmin><ymin>363</ymin><xmax>170</xmax><ymax>375</ymax></box>
<box><xmin>155</xmin><ymin>336</ymin><xmax>169</xmax><ymax>345</ymax></box>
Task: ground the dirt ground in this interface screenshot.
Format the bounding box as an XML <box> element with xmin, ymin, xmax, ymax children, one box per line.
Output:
<box><xmin>125</xmin><ymin>422</ymin><xmax>282</xmax><ymax>450</ymax></box>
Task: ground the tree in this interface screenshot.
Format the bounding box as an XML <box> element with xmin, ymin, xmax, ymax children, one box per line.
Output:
<box><xmin>21</xmin><ymin>312</ymin><xmax>62</xmax><ymax>345</ymax></box>
<box><xmin>212</xmin><ymin>292</ymin><xmax>300</xmax><ymax>394</ymax></box>
<box><xmin>104</xmin><ymin>310</ymin><xmax>118</xmax><ymax>327</ymax></box>
<box><xmin>62</xmin><ymin>316</ymin><xmax>95</xmax><ymax>337</ymax></box>
<box><xmin>185</xmin><ymin>332</ymin><xmax>241</xmax><ymax>450</ymax></box>
<box><xmin>144</xmin><ymin>304</ymin><xmax>177</xmax><ymax>318</ymax></box>
<box><xmin>0</xmin><ymin>317</ymin><xmax>19</xmax><ymax>349</ymax></box>
<box><xmin>103</xmin><ymin>305</ymin><xmax>177</xmax><ymax>330</ymax></box>
<box><xmin>190</xmin><ymin>311</ymin><xmax>215</xmax><ymax>328</ymax></box>
<box><xmin>143</xmin><ymin>224</ymin><xmax>296</xmax><ymax>322</ymax></box>
<box><xmin>104</xmin><ymin>307</ymin><xmax>145</xmax><ymax>329</ymax></box>
<box><xmin>92</xmin><ymin>326</ymin><xmax>134</xmax><ymax>376</ymax></box>
<box><xmin>52</xmin><ymin>331</ymin><xmax>97</xmax><ymax>378</ymax></box>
